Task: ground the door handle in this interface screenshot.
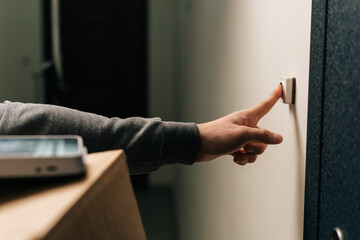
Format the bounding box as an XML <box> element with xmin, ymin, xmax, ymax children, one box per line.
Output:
<box><xmin>331</xmin><ymin>227</ymin><xmax>344</xmax><ymax>240</ymax></box>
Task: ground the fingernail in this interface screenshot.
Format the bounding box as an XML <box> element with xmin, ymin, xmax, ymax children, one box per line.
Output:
<box><xmin>243</xmin><ymin>156</ymin><xmax>250</xmax><ymax>162</ymax></box>
<box><xmin>274</xmin><ymin>134</ymin><xmax>282</xmax><ymax>143</ymax></box>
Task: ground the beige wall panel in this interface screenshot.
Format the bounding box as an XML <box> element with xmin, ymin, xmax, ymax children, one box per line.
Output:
<box><xmin>175</xmin><ymin>0</ymin><xmax>311</xmax><ymax>239</ymax></box>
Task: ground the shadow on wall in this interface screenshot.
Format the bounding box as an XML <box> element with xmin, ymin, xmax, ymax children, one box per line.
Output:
<box><xmin>290</xmin><ymin>103</ymin><xmax>306</xmax><ymax>229</ymax></box>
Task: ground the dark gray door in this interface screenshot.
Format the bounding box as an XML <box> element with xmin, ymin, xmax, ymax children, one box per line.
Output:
<box><xmin>304</xmin><ymin>0</ymin><xmax>360</xmax><ymax>239</ymax></box>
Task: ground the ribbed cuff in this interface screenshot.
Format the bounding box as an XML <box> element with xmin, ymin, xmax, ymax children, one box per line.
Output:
<box><xmin>161</xmin><ymin>122</ymin><xmax>200</xmax><ymax>166</ymax></box>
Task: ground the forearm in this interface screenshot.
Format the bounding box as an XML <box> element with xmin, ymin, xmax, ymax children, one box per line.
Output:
<box><xmin>0</xmin><ymin>101</ymin><xmax>200</xmax><ymax>174</ymax></box>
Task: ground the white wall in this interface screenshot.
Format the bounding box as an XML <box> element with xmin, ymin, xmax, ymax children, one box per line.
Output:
<box><xmin>175</xmin><ymin>0</ymin><xmax>311</xmax><ymax>239</ymax></box>
<box><xmin>0</xmin><ymin>0</ymin><xmax>44</xmax><ymax>103</ymax></box>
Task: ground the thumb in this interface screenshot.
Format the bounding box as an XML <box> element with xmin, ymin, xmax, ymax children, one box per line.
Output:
<box><xmin>243</xmin><ymin>127</ymin><xmax>283</xmax><ymax>145</ymax></box>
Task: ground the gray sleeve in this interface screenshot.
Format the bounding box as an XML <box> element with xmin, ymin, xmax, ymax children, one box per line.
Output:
<box><xmin>0</xmin><ymin>101</ymin><xmax>200</xmax><ymax>175</ymax></box>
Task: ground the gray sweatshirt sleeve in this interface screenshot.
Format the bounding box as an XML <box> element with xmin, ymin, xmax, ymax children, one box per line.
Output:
<box><xmin>0</xmin><ymin>101</ymin><xmax>200</xmax><ymax>175</ymax></box>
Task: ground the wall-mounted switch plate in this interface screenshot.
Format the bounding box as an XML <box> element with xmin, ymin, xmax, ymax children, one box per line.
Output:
<box><xmin>280</xmin><ymin>77</ymin><xmax>296</xmax><ymax>104</ymax></box>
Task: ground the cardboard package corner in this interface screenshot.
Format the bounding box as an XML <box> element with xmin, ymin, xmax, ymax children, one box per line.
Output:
<box><xmin>0</xmin><ymin>150</ymin><xmax>146</xmax><ymax>240</ymax></box>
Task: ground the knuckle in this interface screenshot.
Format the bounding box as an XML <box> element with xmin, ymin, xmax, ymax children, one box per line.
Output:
<box><xmin>248</xmin><ymin>155</ymin><xmax>257</xmax><ymax>163</ymax></box>
<box><xmin>257</xmin><ymin>147</ymin><xmax>266</xmax><ymax>154</ymax></box>
<box><xmin>241</xmin><ymin>113</ymin><xmax>251</xmax><ymax>126</ymax></box>
<box><xmin>261</xmin><ymin>129</ymin><xmax>272</xmax><ymax>142</ymax></box>
<box><xmin>261</xmin><ymin>100</ymin><xmax>271</xmax><ymax>110</ymax></box>
<box><xmin>261</xmin><ymin>129</ymin><xmax>269</xmax><ymax>137</ymax></box>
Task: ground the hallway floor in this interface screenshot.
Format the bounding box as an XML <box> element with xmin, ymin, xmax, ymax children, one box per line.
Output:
<box><xmin>134</xmin><ymin>186</ymin><xmax>178</xmax><ymax>240</ymax></box>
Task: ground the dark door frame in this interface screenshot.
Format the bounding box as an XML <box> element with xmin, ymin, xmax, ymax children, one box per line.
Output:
<box><xmin>303</xmin><ymin>0</ymin><xmax>328</xmax><ymax>239</ymax></box>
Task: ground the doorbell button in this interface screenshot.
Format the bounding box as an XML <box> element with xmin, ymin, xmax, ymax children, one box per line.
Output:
<box><xmin>280</xmin><ymin>77</ymin><xmax>296</xmax><ymax>104</ymax></box>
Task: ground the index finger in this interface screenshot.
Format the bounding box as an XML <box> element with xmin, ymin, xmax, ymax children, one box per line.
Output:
<box><xmin>246</xmin><ymin>84</ymin><xmax>282</xmax><ymax>122</ymax></box>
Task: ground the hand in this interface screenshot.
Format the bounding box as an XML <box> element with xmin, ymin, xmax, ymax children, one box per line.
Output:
<box><xmin>197</xmin><ymin>84</ymin><xmax>283</xmax><ymax>165</ymax></box>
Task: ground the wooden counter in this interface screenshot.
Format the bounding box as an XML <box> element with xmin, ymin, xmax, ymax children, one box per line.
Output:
<box><xmin>0</xmin><ymin>150</ymin><xmax>146</xmax><ymax>240</ymax></box>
